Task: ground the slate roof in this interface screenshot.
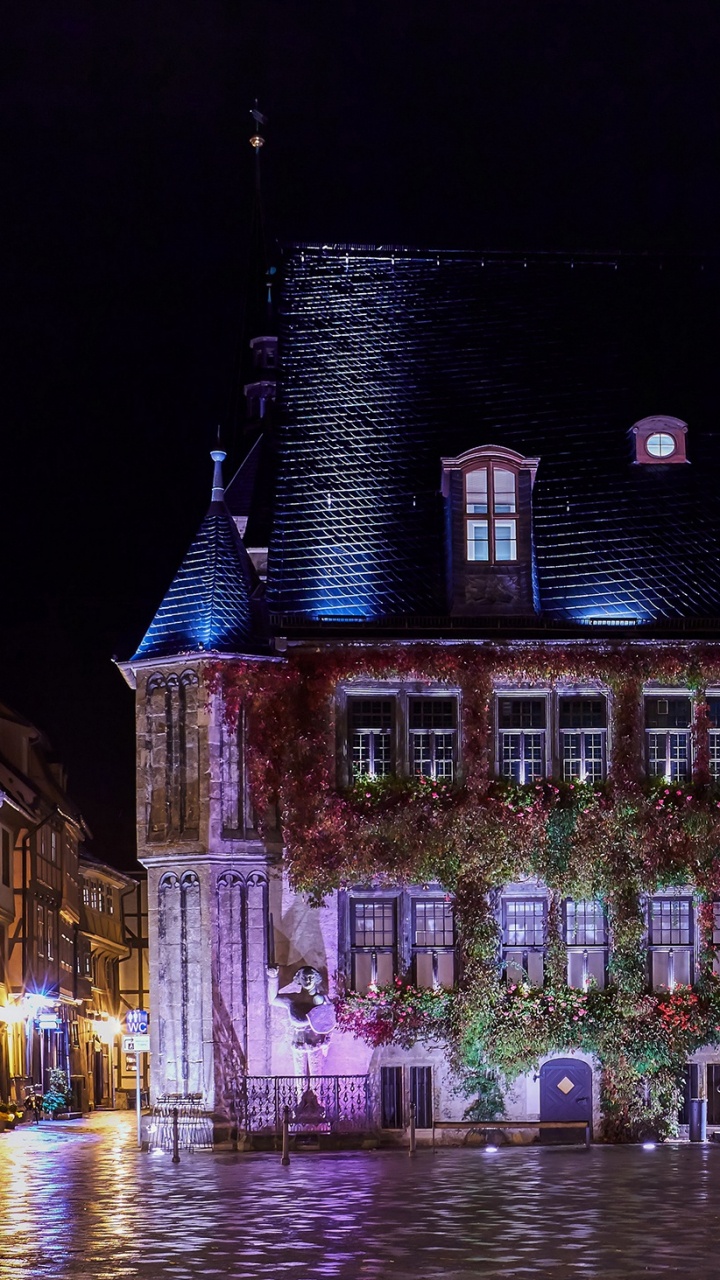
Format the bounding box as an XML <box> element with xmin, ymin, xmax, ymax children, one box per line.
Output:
<box><xmin>267</xmin><ymin>247</ymin><xmax>720</xmax><ymax>630</ymax></box>
<box><xmin>225</xmin><ymin>430</ymin><xmax>278</xmax><ymax>548</ymax></box>
<box><xmin>133</xmin><ymin>500</ymin><xmax>264</xmax><ymax>660</ymax></box>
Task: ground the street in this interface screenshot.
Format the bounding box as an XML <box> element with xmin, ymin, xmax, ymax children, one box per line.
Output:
<box><xmin>0</xmin><ymin>1112</ymin><xmax>719</xmax><ymax>1278</ymax></box>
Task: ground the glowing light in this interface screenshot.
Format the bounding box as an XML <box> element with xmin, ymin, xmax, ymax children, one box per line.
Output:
<box><xmin>642</xmin><ymin>1141</ymin><xmax>656</xmax><ymax>1150</ymax></box>
<box><xmin>0</xmin><ymin>1003</ymin><xmax>25</xmax><ymax>1025</ymax></box>
<box><xmin>97</xmin><ymin>1017</ymin><xmax>122</xmax><ymax>1042</ymax></box>
<box><xmin>485</xmin><ymin>1144</ymin><xmax>498</xmax><ymax>1153</ymax></box>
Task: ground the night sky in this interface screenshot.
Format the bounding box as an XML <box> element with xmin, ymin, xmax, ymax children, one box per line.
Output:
<box><xmin>1</xmin><ymin>3</ymin><xmax>719</xmax><ymax>867</ymax></box>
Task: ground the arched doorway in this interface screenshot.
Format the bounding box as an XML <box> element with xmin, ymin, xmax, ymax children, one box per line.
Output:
<box><xmin>539</xmin><ymin>1057</ymin><xmax>592</xmax><ymax>1142</ymax></box>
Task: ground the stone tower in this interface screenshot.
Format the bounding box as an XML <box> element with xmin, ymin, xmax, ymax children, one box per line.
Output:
<box><xmin>117</xmin><ymin>449</ymin><xmax>276</xmax><ymax>1112</ymax></box>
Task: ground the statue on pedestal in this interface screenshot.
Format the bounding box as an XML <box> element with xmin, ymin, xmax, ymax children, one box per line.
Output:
<box><xmin>267</xmin><ymin>965</ymin><xmax>336</xmax><ymax>1078</ymax></box>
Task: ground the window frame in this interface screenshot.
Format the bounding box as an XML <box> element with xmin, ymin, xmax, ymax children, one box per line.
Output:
<box><xmin>647</xmin><ymin>895</ymin><xmax>695</xmax><ymax>991</ymax></box>
<box><xmin>465</xmin><ymin>463</ymin><xmax>519</xmax><ymax>564</ymax></box>
<box><xmin>558</xmin><ymin>696</ymin><xmax>608</xmax><ymax>784</ymax></box>
<box><xmin>496</xmin><ymin>694</ymin><xmax>548</xmax><ymax>783</ymax></box>
<box><xmin>349</xmin><ymin>896</ymin><xmax>398</xmax><ymax>990</ymax></box>
<box><xmin>411</xmin><ymin>897</ymin><xmax>456</xmax><ymax>989</ymax></box>
<box><xmin>408</xmin><ymin>697</ymin><xmax>457</xmax><ymax>782</ymax></box>
<box><xmin>564</xmin><ymin>898</ymin><xmax>608</xmax><ymax>990</ymax></box>
<box><xmin>348</xmin><ymin>697</ymin><xmax>395</xmax><ymax>780</ymax></box>
<box><xmin>501</xmin><ymin>896</ymin><xmax>547</xmax><ymax>986</ymax></box>
<box><xmin>644</xmin><ymin>694</ymin><xmax>692</xmax><ymax>783</ymax></box>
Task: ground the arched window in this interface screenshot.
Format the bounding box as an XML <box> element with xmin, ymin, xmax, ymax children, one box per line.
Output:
<box><xmin>465</xmin><ymin>464</ymin><xmax>518</xmax><ymax>562</ymax></box>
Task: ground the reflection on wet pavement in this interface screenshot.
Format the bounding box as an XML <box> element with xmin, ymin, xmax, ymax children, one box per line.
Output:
<box><xmin>0</xmin><ymin>1113</ymin><xmax>719</xmax><ymax>1278</ymax></box>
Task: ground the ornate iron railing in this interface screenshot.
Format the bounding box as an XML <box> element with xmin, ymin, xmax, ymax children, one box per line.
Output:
<box><xmin>149</xmin><ymin>1092</ymin><xmax>213</xmax><ymax>1152</ymax></box>
<box><xmin>228</xmin><ymin>1075</ymin><xmax>371</xmax><ymax>1134</ymax></box>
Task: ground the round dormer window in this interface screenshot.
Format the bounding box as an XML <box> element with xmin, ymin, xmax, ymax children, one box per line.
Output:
<box><xmin>646</xmin><ymin>432</ymin><xmax>677</xmax><ymax>458</ymax></box>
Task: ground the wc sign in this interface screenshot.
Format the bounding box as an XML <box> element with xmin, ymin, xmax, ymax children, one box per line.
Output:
<box><xmin>126</xmin><ymin>1008</ymin><xmax>149</xmax><ymax>1035</ymax></box>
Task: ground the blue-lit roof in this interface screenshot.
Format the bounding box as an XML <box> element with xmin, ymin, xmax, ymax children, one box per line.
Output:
<box><xmin>134</xmin><ymin>500</ymin><xmax>262</xmax><ymax>660</ymax></box>
<box><xmin>267</xmin><ymin>247</ymin><xmax>720</xmax><ymax>625</ymax></box>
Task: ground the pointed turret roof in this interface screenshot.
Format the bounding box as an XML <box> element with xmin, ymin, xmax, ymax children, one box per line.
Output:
<box><xmin>133</xmin><ymin>451</ymin><xmax>266</xmax><ymax>660</ymax></box>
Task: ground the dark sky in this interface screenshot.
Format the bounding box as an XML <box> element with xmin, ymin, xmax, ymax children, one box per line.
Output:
<box><xmin>1</xmin><ymin>2</ymin><xmax>719</xmax><ymax>867</ymax></box>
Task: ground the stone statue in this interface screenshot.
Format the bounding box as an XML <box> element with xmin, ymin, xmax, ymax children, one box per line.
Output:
<box><xmin>267</xmin><ymin>965</ymin><xmax>336</xmax><ymax>1078</ymax></box>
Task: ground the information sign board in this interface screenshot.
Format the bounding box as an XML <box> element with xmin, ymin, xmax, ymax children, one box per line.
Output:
<box><xmin>122</xmin><ymin>1033</ymin><xmax>150</xmax><ymax>1053</ymax></box>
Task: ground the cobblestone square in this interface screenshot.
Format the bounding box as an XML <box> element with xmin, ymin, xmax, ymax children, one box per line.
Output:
<box><xmin>1</xmin><ymin>1113</ymin><xmax>720</xmax><ymax>1278</ymax></box>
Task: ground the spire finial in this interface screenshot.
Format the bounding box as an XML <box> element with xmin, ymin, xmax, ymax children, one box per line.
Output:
<box><xmin>210</xmin><ymin>432</ymin><xmax>226</xmax><ymax>502</ymax></box>
<box><xmin>249</xmin><ymin>100</ymin><xmax>267</xmax><ymax>151</ymax></box>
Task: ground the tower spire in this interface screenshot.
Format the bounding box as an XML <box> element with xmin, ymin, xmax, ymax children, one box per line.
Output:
<box><xmin>210</xmin><ymin>438</ymin><xmax>226</xmax><ymax>503</ymax></box>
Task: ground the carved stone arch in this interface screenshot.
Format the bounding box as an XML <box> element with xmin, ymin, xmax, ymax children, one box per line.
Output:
<box><xmin>159</xmin><ymin>871</ymin><xmax>180</xmax><ymax>890</ymax></box>
<box><xmin>246</xmin><ymin>870</ymin><xmax>268</xmax><ymax>887</ymax></box>
<box><xmin>217</xmin><ymin>870</ymin><xmax>243</xmax><ymax>888</ymax></box>
<box><xmin>215</xmin><ymin>866</ymin><xmax>247</xmax><ymax>1095</ymax></box>
<box><xmin>166</xmin><ymin>672</ymin><xmax>179</xmax><ymax>689</ymax></box>
<box><xmin>147</xmin><ymin>679</ymin><xmax>170</xmax><ymax>842</ymax></box>
<box><xmin>180</xmin><ymin>870</ymin><xmax>200</xmax><ymax>888</ymax></box>
<box><xmin>179</xmin><ymin>673</ymin><xmax>200</xmax><ymax>838</ymax></box>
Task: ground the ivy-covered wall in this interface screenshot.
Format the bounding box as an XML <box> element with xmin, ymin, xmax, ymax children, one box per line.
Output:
<box><xmin>208</xmin><ymin>641</ymin><xmax>720</xmax><ymax>1140</ymax></box>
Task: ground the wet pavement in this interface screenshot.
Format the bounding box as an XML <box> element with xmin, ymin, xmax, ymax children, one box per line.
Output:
<box><xmin>0</xmin><ymin>1113</ymin><xmax>719</xmax><ymax>1278</ymax></box>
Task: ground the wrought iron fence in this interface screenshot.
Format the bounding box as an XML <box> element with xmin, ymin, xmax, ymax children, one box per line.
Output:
<box><xmin>228</xmin><ymin>1075</ymin><xmax>370</xmax><ymax>1135</ymax></box>
<box><xmin>149</xmin><ymin>1093</ymin><xmax>213</xmax><ymax>1152</ymax></box>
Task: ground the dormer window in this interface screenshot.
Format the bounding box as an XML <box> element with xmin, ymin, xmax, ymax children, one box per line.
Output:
<box><xmin>466</xmin><ymin>466</ymin><xmax>518</xmax><ymax>562</ymax></box>
<box><xmin>441</xmin><ymin>445</ymin><xmax>539</xmax><ymax>616</ymax></box>
<box><xmin>630</xmin><ymin>416</ymin><xmax>689</xmax><ymax>465</ymax></box>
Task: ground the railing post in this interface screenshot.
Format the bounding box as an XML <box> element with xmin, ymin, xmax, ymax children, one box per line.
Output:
<box><xmin>409</xmin><ymin>1100</ymin><xmax>417</xmax><ymax>1156</ymax></box>
<box><xmin>172</xmin><ymin>1107</ymin><xmax>180</xmax><ymax>1164</ymax></box>
<box><xmin>281</xmin><ymin>1104</ymin><xmax>290</xmax><ymax>1166</ymax></box>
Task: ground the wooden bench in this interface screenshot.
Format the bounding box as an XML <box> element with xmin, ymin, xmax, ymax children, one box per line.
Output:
<box><xmin>432</xmin><ymin>1119</ymin><xmax>592</xmax><ymax>1148</ymax></box>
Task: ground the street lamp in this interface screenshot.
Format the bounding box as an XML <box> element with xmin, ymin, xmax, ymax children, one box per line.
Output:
<box><xmin>96</xmin><ymin>1017</ymin><xmax>122</xmax><ymax>1108</ymax></box>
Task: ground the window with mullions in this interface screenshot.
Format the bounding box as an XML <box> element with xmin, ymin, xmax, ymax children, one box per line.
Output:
<box><xmin>708</xmin><ymin>699</ymin><xmax>720</xmax><ymax>781</ymax></box>
<box><xmin>409</xmin><ymin>699</ymin><xmax>457</xmax><ymax>781</ymax></box>
<box><xmin>350</xmin><ymin>699</ymin><xmax>394</xmax><ymax>778</ymax></box>
<box><xmin>412</xmin><ymin>899</ymin><xmax>455</xmax><ymax>989</ymax></box>
<box><xmin>351</xmin><ymin>899</ymin><xmax>396</xmax><ymax>991</ymax></box>
<box><xmin>466</xmin><ymin>466</ymin><xmax>518</xmax><ymax>563</ymax></box>
<box><xmin>712</xmin><ymin>901</ymin><xmax>720</xmax><ymax>976</ymax></box>
<box><xmin>648</xmin><ymin>897</ymin><xmax>694</xmax><ymax>989</ymax></box>
<box><xmin>559</xmin><ymin>698</ymin><xmax>607</xmax><ymax>783</ymax></box>
<box><xmin>565</xmin><ymin>899</ymin><xmax>607</xmax><ymax>989</ymax></box>
<box><xmin>498</xmin><ymin>698</ymin><xmax>546</xmax><ymax>783</ymax></box>
<box><xmin>645</xmin><ymin>697</ymin><xmax>691</xmax><ymax>783</ymax></box>
<box><xmin>502</xmin><ymin>897</ymin><xmax>546</xmax><ymax>986</ymax></box>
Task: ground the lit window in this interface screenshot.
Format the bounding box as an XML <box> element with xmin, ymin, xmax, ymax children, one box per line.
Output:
<box><xmin>409</xmin><ymin>699</ymin><xmax>456</xmax><ymax>781</ymax></box>
<box><xmin>708</xmin><ymin>699</ymin><xmax>720</xmax><ymax>780</ymax></box>
<box><xmin>565</xmin><ymin>900</ymin><xmax>607</xmax><ymax>989</ymax></box>
<box><xmin>645</xmin><ymin>697</ymin><xmax>691</xmax><ymax>782</ymax></box>
<box><xmin>50</xmin><ymin>831</ymin><xmax>58</xmax><ymax>864</ymax></box>
<box><xmin>559</xmin><ymin>698</ymin><xmax>607</xmax><ymax>782</ymax></box>
<box><xmin>498</xmin><ymin>698</ymin><xmax>546</xmax><ymax>783</ymax></box>
<box><xmin>349</xmin><ymin>699</ymin><xmax>394</xmax><ymax>778</ymax></box>
<box><xmin>36</xmin><ymin>903</ymin><xmax>45</xmax><ymax>958</ymax></box>
<box><xmin>465</xmin><ymin>466</ymin><xmax>517</xmax><ymax>563</ymax></box>
<box><xmin>412</xmin><ymin>899</ymin><xmax>455</xmax><ymax>989</ymax></box>
<box><xmin>502</xmin><ymin>897</ymin><xmax>545</xmax><ymax>986</ymax></box>
<box><xmin>646</xmin><ymin>432</ymin><xmax>676</xmax><ymax>458</ymax></box>
<box><xmin>350</xmin><ymin>898</ymin><xmax>396</xmax><ymax>991</ymax></box>
<box><xmin>648</xmin><ymin>897</ymin><xmax>693</xmax><ymax>989</ymax></box>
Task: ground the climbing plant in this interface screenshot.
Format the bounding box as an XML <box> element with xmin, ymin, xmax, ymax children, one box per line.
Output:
<box><xmin>207</xmin><ymin>642</ymin><xmax>720</xmax><ymax>1140</ymax></box>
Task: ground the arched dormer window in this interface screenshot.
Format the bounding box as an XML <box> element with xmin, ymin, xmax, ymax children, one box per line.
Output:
<box><xmin>441</xmin><ymin>445</ymin><xmax>540</xmax><ymax>616</ymax></box>
<box><xmin>465</xmin><ymin>463</ymin><xmax>519</xmax><ymax>562</ymax></box>
<box><xmin>630</xmin><ymin>416</ymin><xmax>689</xmax><ymax>465</ymax></box>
